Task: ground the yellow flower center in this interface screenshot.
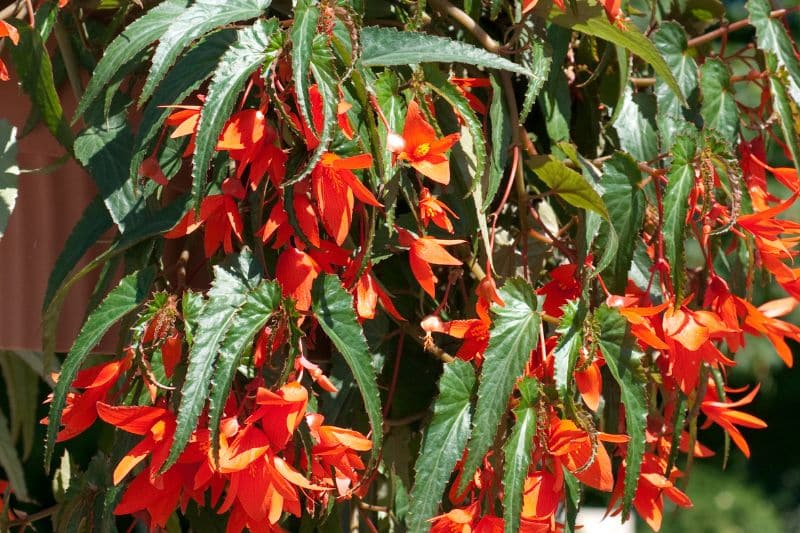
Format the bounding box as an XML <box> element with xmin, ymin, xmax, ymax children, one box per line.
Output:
<box><xmin>413</xmin><ymin>143</ymin><xmax>431</xmax><ymax>158</ymax></box>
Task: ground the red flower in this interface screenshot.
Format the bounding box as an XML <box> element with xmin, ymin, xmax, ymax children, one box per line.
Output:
<box><xmin>392</xmin><ymin>100</ymin><xmax>460</xmax><ymax>185</ymax></box>
<box><xmin>275</xmin><ymin>247</ymin><xmax>321</xmax><ymax>312</ymax></box>
<box><xmin>311</xmin><ymin>152</ymin><xmax>381</xmax><ymax>245</ymax></box>
<box><xmin>164</xmin><ymin>101</ymin><xmax>203</xmax><ymax>156</ymax></box>
<box><xmin>164</xmin><ymin>179</ymin><xmax>245</xmax><ymax>258</ymax></box>
<box><xmin>246</xmin><ymin>382</ymin><xmax>308</xmax><ymax>451</ymax></box>
<box><xmin>609</xmin><ymin>453</ymin><xmax>691</xmax><ymax>532</ymax></box>
<box><xmin>546</xmin><ymin>416</ymin><xmax>621</xmax><ymax>492</ymax></box>
<box><xmin>450</xmin><ymin>77</ymin><xmax>491</xmax><ymax>115</ymax></box>
<box><xmin>431</xmin><ymin>501</ymin><xmax>504</xmax><ymax>533</ymax></box>
<box><xmin>342</xmin><ymin>261</ymin><xmax>404</xmax><ymax>321</ymax></box>
<box><xmin>96</xmin><ymin>403</ymin><xmax>177</xmax><ymax>485</ymax></box>
<box><xmin>575</xmin><ymin>358</ymin><xmax>603</xmax><ymax>412</ymax></box>
<box><xmin>42</xmin><ymin>353</ymin><xmax>132</xmax><ymax>442</ymax></box>
<box><xmin>428</xmin><ymin>318</ymin><xmax>490</xmax><ymax>364</ymax></box>
<box><xmin>259</xmin><ymin>185</ymin><xmax>321</xmax><ymax>249</ymax></box>
<box><xmin>305</xmin><ymin>413</ymin><xmax>372</xmax><ymax>496</ymax></box>
<box><xmin>0</xmin><ymin>21</ymin><xmax>19</xmax><ymax>82</ymax></box>
<box><xmin>301</xmin><ymin>84</ymin><xmax>356</xmax><ymax>149</ymax></box>
<box><xmin>396</xmin><ymin>227</ymin><xmax>464</xmax><ymax>298</ymax></box>
<box><xmin>217</xmin><ymin>108</ymin><xmax>288</xmax><ymax>189</ymax></box>
<box><xmin>537</xmin><ymin>264</ymin><xmax>580</xmax><ymax>318</ymax></box>
<box><xmin>701</xmin><ymin>382</ymin><xmax>766</xmax><ymax>458</ymax></box>
<box><xmin>419</xmin><ymin>187</ymin><xmax>459</xmax><ymax>233</ymax></box>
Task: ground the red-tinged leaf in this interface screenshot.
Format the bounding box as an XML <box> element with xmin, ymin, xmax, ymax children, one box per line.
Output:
<box><xmin>96</xmin><ymin>403</ymin><xmax>167</xmax><ymax>435</ymax></box>
<box><xmin>139</xmin><ymin>156</ymin><xmax>170</xmax><ymax>186</ymax></box>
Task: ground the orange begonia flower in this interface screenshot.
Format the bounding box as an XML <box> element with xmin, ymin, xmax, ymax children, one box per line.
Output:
<box><xmin>164</xmin><ymin>179</ymin><xmax>245</xmax><ymax>258</ymax></box>
<box><xmin>96</xmin><ymin>402</ymin><xmax>177</xmax><ymax>485</ymax></box>
<box><xmin>260</xmin><ymin>186</ymin><xmax>321</xmax><ymax>250</ymax></box>
<box><xmin>218</xmin><ymin>108</ymin><xmax>288</xmax><ymax>189</ymax></box>
<box><xmin>0</xmin><ymin>21</ymin><xmax>19</xmax><ymax>82</ymax></box>
<box><xmin>342</xmin><ymin>261</ymin><xmax>404</xmax><ymax>321</ymax></box>
<box><xmin>701</xmin><ymin>382</ymin><xmax>766</xmax><ymax>458</ymax></box>
<box><xmin>164</xmin><ymin>102</ymin><xmax>203</xmax><ymax>156</ymax></box>
<box><xmin>305</xmin><ymin>413</ymin><xmax>372</xmax><ymax>496</ymax></box>
<box><xmin>311</xmin><ymin>152</ymin><xmax>381</xmax><ymax>246</ymax></box>
<box><xmin>419</xmin><ymin>187</ymin><xmax>459</xmax><ymax>233</ymax></box>
<box><xmin>392</xmin><ymin>100</ymin><xmax>460</xmax><ymax>185</ymax></box>
<box><xmin>609</xmin><ymin>453</ymin><xmax>691</xmax><ymax>532</ymax></box>
<box><xmin>536</xmin><ymin>264</ymin><xmax>580</xmax><ymax>318</ymax></box>
<box><xmin>396</xmin><ymin>227</ymin><xmax>464</xmax><ymax>298</ymax></box>
<box><xmin>275</xmin><ymin>246</ymin><xmax>321</xmax><ymax>312</ymax></box>
<box><xmin>42</xmin><ymin>354</ymin><xmax>132</xmax><ymax>442</ymax></box>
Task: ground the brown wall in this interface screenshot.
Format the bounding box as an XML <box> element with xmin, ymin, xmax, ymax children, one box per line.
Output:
<box><xmin>0</xmin><ymin>59</ymin><xmax>113</xmax><ymax>352</ymax></box>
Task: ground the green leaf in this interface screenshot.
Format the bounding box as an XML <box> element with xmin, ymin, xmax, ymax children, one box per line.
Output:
<box><xmin>0</xmin><ymin>120</ymin><xmax>19</xmax><ymax>242</ymax></box>
<box><xmin>291</xmin><ymin>0</ymin><xmax>320</xmax><ymax>132</ymax></box>
<box><xmin>562</xmin><ymin>468</ymin><xmax>581</xmax><ymax>533</ymax></box>
<box><xmin>75</xmin><ymin>0</ymin><xmax>189</xmax><ymax>121</ymax></box>
<box><xmin>540</xmin><ymin>25</ymin><xmax>571</xmax><ymax>143</ymax></box>
<box><xmin>460</xmin><ymin>278</ymin><xmax>540</xmax><ymax>490</ymax></box>
<box><xmin>192</xmin><ymin>19</ymin><xmax>280</xmax><ymax>205</ymax></box>
<box><xmin>0</xmin><ymin>352</ymin><xmax>40</xmax><ymax>459</ymax></box>
<box><xmin>131</xmin><ymin>30</ymin><xmax>236</xmax><ymax>182</ymax></box>
<box><xmin>502</xmin><ymin>381</ymin><xmax>538</xmax><ymax>533</ymax></box>
<box><xmin>372</xmin><ymin>69</ymin><xmax>405</xmax><ymax>183</ymax></box>
<box><xmin>42</xmin><ymin>196</ymin><xmax>112</xmax><ymax>310</ymax></box>
<box><xmin>360</xmin><ymin>26</ymin><xmax>530</xmax><ymax>77</ymax></box>
<box><xmin>599</xmin><ymin>152</ymin><xmax>645</xmax><ymax>293</ymax></box>
<box><xmin>45</xmin><ymin>267</ymin><xmax>157</xmax><ymax>468</ymax></box>
<box><xmin>74</xmin><ymin>95</ymin><xmax>143</xmax><ymax>232</ymax></box>
<box><xmin>423</xmin><ymin>64</ymin><xmax>485</xmax><ymax>194</ymax></box>
<box><xmin>486</xmin><ymin>75</ymin><xmax>511</xmax><ymax>211</ymax></box>
<box><xmin>552</xmin><ymin>300</ymin><xmax>584</xmax><ymax>405</ymax></box>
<box><xmin>551</xmin><ymin>5</ymin><xmax>685</xmax><ymax>105</ymax></box>
<box><xmin>0</xmin><ymin>410</ymin><xmax>27</xmax><ymax>501</ymax></box>
<box><xmin>652</xmin><ymin>22</ymin><xmax>698</xmax><ymax>146</ymax></box>
<box><xmin>139</xmin><ymin>0</ymin><xmax>273</xmax><ymax>105</ymax></box>
<box><xmin>596</xmin><ymin>305</ymin><xmax>647</xmax><ymax>520</ymax></box>
<box><xmin>700</xmin><ymin>59</ymin><xmax>739</xmax><ymax>144</ymax></box>
<box><xmin>312</xmin><ymin>274</ymin><xmax>383</xmax><ymax>460</ymax></box>
<box><xmin>529</xmin><ymin>156</ymin><xmax>609</xmax><ymax>219</ymax></box>
<box><xmin>284</xmin><ymin>37</ymin><xmax>337</xmax><ymax>186</ymax></box>
<box><xmin>517</xmin><ymin>23</ymin><xmax>551</xmax><ymax>122</ymax></box>
<box><xmin>406</xmin><ymin>360</ymin><xmax>475</xmax><ymax>533</ymax></box>
<box><xmin>165</xmin><ymin>251</ymin><xmax>262</xmax><ymax>470</ymax></box>
<box><xmin>662</xmin><ymin>129</ymin><xmax>698</xmax><ymax>300</ymax></box>
<box><xmin>766</xmin><ymin>53</ymin><xmax>800</xmax><ymax>177</ymax></box>
<box><xmin>615</xmin><ymin>86</ymin><xmax>658</xmax><ymax>163</ymax></box>
<box><xmin>9</xmin><ymin>23</ymin><xmax>73</xmax><ymax>151</ymax></box>
<box><xmin>208</xmin><ymin>280</ymin><xmax>281</xmax><ymax>459</ymax></box>
<box><xmin>748</xmin><ymin>0</ymin><xmax>800</xmax><ymax>98</ymax></box>
<box><xmin>42</xmin><ymin>196</ymin><xmax>189</xmax><ymax>417</ymax></box>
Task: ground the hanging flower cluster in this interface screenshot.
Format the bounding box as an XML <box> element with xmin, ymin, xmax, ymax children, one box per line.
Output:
<box><xmin>20</xmin><ymin>0</ymin><xmax>800</xmax><ymax>531</ymax></box>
